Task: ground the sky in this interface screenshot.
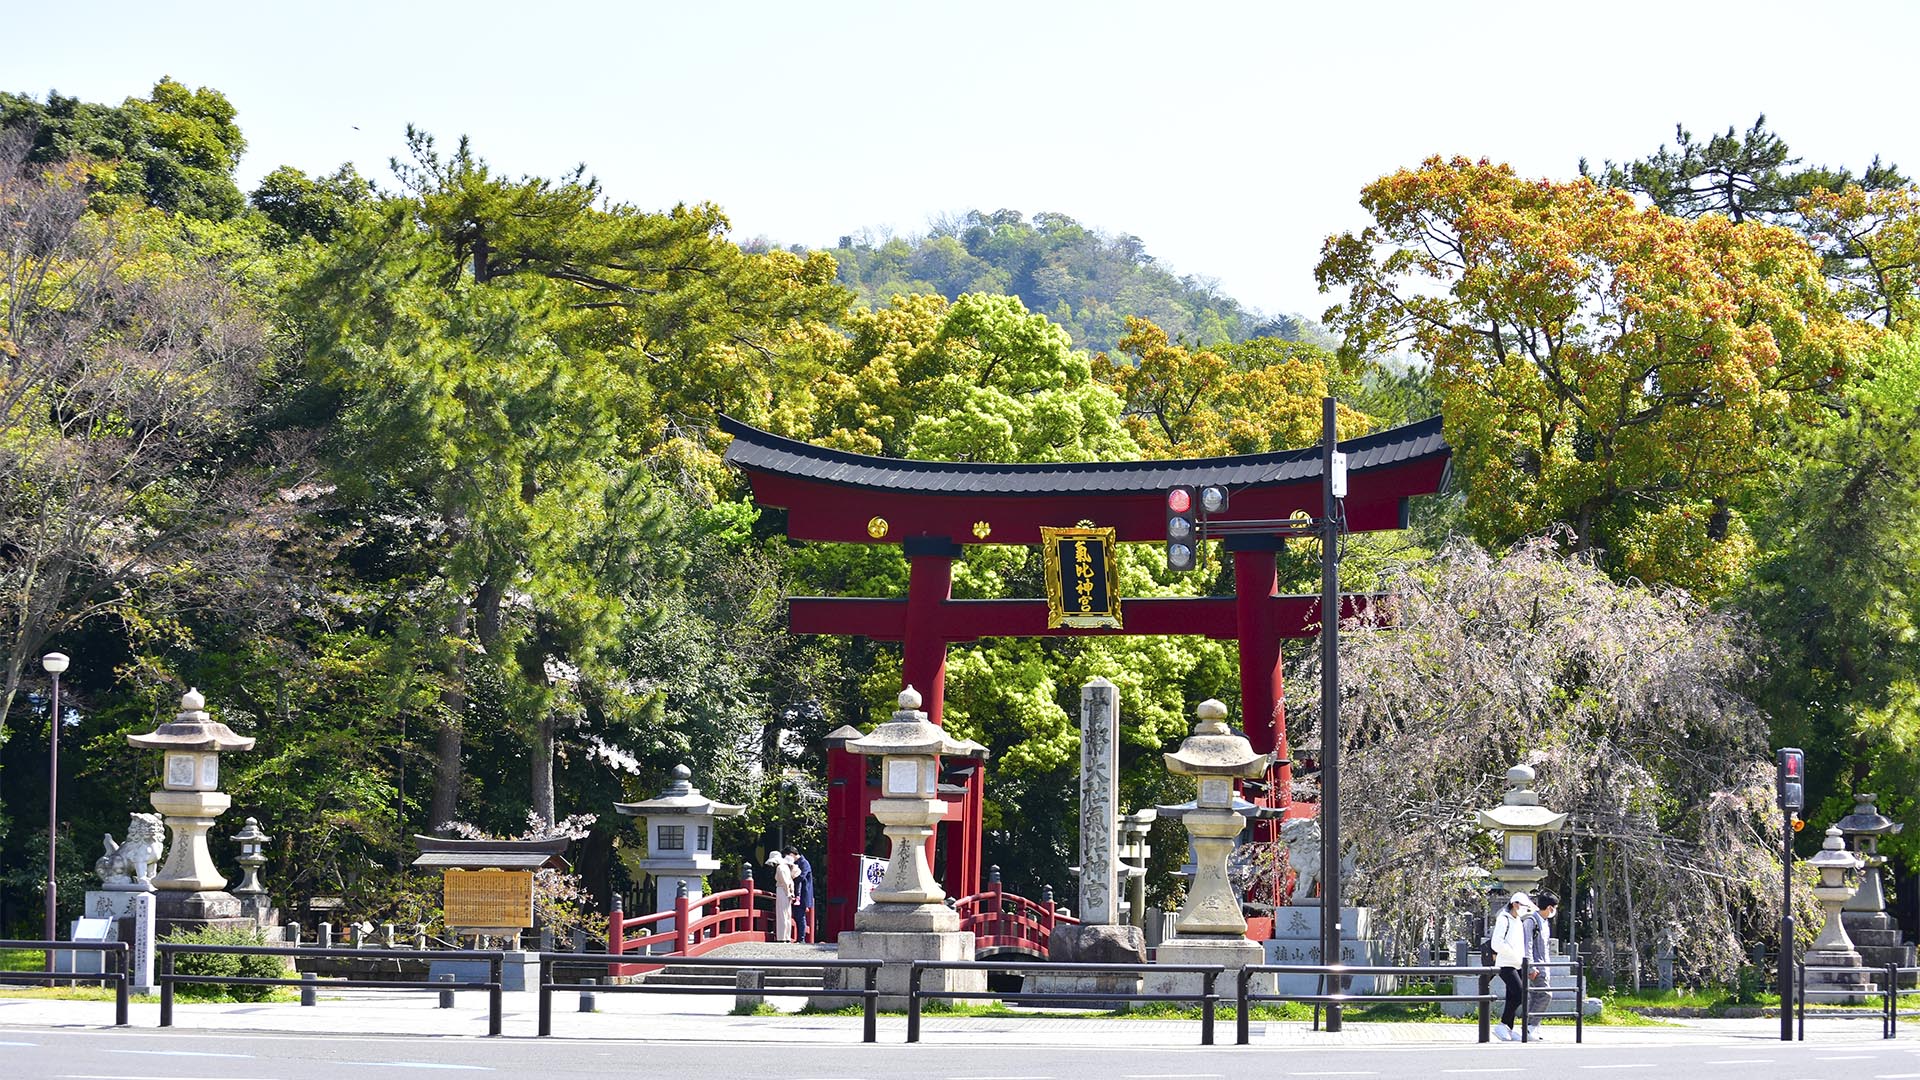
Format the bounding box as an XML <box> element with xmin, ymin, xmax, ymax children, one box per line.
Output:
<box><xmin>8</xmin><ymin>0</ymin><xmax>1920</xmax><ymax>322</ymax></box>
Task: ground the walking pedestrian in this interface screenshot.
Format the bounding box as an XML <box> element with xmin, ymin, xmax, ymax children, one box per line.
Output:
<box><xmin>767</xmin><ymin>852</ymin><xmax>795</xmax><ymax>942</ymax></box>
<box><xmin>1490</xmin><ymin>891</ymin><xmax>1534</xmax><ymax>1042</ymax></box>
<box><xmin>1524</xmin><ymin>891</ymin><xmax>1560</xmax><ymax>1041</ymax></box>
<box><xmin>785</xmin><ymin>846</ymin><xmax>815</xmax><ymax>944</ymax></box>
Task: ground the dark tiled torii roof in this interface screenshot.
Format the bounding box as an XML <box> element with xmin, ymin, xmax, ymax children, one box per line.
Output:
<box><xmin>718</xmin><ymin>413</ymin><xmax>1447</xmax><ymax>496</ymax></box>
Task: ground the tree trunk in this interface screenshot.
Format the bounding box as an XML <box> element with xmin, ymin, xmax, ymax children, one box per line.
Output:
<box><xmin>531</xmin><ymin>709</ymin><xmax>555</xmax><ymax>826</ymax></box>
<box><xmin>428</xmin><ymin>601</ymin><xmax>471</xmax><ymax>833</ymax></box>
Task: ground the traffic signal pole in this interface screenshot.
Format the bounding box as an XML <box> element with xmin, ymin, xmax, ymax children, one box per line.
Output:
<box><xmin>1319</xmin><ymin>396</ymin><xmax>1343</xmax><ymax>1032</ymax></box>
<box><xmin>1776</xmin><ymin>747</ymin><xmax>1803</xmax><ymax>1042</ymax></box>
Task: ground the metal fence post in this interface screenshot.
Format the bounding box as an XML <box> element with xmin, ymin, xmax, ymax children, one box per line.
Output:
<box><xmin>1201</xmin><ymin>968</ymin><xmax>1217</xmax><ymax>1046</ymax></box>
<box><xmin>1476</xmin><ymin>971</ymin><xmax>1490</xmax><ymax>1042</ymax></box>
<box><xmin>113</xmin><ymin>945</ymin><xmax>128</xmax><ymax>1027</ymax></box>
<box><xmin>1236</xmin><ymin>966</ymin><xmax>1251</xmax><ymax>1045</ymax></box>
<box><xmin>1575</xmin><ymin>962</ymin><xmax>1585</xmax><ymax>1043</ymax></box>
<box><xmin>1520</xmin><ymin>958</ymin><xmax>1530</xmax><ymax>1042</ymax></box>
<box><xmin>159</xmin><ymin>949</ymin><xmax>174</xmax><ymax>1028</ymax></box>
<box><xmin>1796</xmin><ymin>961</ymin><xmax>1805</xmax><ymax>1041</ymax></box>
<box><xmin>538</xmin><ymin>956</ymin><xmax>553</xmax><ymax>1037</ymax></box>
<box><xmin>489</xmin><ymin>953</ymin><xmax>503</xmax><ymax>1037</ymax></box>
<box><xmin>906</xmin><ymin>961</ymin><xmax>922</xmax><ymax>1043</ymax></box>
<box><xmin>862</xmin><ymin>963</ymin><xmax>878</xmax><ymax>1044</ymax></box>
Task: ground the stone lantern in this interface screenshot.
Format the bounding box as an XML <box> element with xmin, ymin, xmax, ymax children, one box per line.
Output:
<box><xmin>1473</xmin><ymin>764</ymin><xmax>1568</xmax><ymax>896</ymax></box>
<box><xmin>231</xmin><ymin>817</ymin><xmax>271</xmax><ymax>923</ymax></box>
<box><xmin>1147</xmin><ymin>699</ymin><xmax>1270</xmax><ymax>997</ymax></box>
<box><xmin>613</xmin><ymin>764</ymin><xmax>745</xmax><ymax>923</ymax></box>
<box><xmin>814</xmin><ymin>686</ymin><xmax>986</xmax><ymax>1010</ymax></box>
<box><xmin>1834</xmin><ymin>794</ymin><xmax>1915</xmax><ymax>970</ymax></box>
<box><xmin>128</xmin><ymin>688</ymin><xmax>255</xmax><ymax>932</ymax></box>
<box><xmin>1118</xmin><ymin>808</ymin><xmax>1157</xmax><ymax>931</ymax></box>
<box><xmin>1804</xmin><ymin>824</ymin><xmax>1876</xmax><ymax>1001</ymax></box>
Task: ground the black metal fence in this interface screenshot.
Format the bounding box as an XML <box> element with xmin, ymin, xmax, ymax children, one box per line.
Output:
<box><xmin>904</xmin><ymin>960</ymin><xmax>1226</xmax><ymax>1045</ymax></box>
<box><xmin>1235</xmin><ymin>963</ymin><xmax>1502</xmax><ymax>1044</ymax></box>
<box><xmin>535</xmin><ymin>952</ymin><xmax>882</xmax><ymax>1042</ymax></box>
<box><xmin>156</xmin><ymin>943</ymin><xmax>505</xmax><ymax>1035</ymax></box>
<box><xmin>0</xmin><ymin>939</ymin><xmax>130</xmax><ymax>1026</ymax></box>
<box><xmin>1795</xmin><ymin>961</ymin><xmax>1906</xmax><ymax>1040</ymax></box>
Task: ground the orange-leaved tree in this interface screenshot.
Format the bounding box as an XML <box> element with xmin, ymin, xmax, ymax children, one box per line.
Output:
<box><xmin>1315</xmin><ymin>156</ymin><xmax>1871</xmax><ymax>594</ymax></box>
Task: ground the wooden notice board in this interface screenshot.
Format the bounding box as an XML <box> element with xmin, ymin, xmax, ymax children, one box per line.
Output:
<box><xmin>442</xmin><ymin>868</ymin><xmax>535</xmax><ymax>929</ymax></box>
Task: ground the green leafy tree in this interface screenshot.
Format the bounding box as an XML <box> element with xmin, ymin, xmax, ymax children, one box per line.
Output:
<box><xmin>1741</xmin><ymin>332</ymin><xmax>1920</xmax><ymax>860</ymax></box>
<box><xmin>1317</xmin><ymin>156</ymin><xmax>1870</xmax><ymax>594</ymax></box>
<box><xmin>0</xmin><ymin>77</ymin><xmax>247</xmax><ymax>220</ymax></box>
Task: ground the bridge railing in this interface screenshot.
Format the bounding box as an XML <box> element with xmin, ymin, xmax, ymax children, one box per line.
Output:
<box><xmin>607</xmin><ymin>870</ymin><xmax>768</xmax><ymax>975</ymax></box>
<box><xmin>954</xmin><ymin>866</ymin><xmax>1078</xmax><ymax>957</ymax></box>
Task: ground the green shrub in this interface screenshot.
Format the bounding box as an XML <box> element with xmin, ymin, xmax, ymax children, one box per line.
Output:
<box><xmin>163</xmin><ymin>926</ymin><xmax>288</xmax><ymax>1002</ymax></box>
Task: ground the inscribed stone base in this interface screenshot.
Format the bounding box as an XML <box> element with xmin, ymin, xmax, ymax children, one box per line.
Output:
<box><xmin>1843</xmin><ymin>911</ymin><xmax>1918</xmax><ymax>977</ymax></box>
<box><xmin>1022</xmin><ymin>969</ymin><xmax>1143</xmax><ymax>1009</ymax></box>
<box><xmin>1147</xmin><ymin>934</ymin><xmax>1268</xmax><ymax>999</ymax></box>
<box><xmin>155</xmin><ymin>889</ymin><xmax>255</xmax><ymax>939</ymax></box>
<box><xmin>1804</xmin><ymin>947</ymin><xmax>1878</xmax><ymax>1004</ymax></box>
<box><xmin>811</xmin><ymin>929</ymin><xmax>984</xmax><ymax>1011</ymax></box>
<box><xmin>856</xmin><ymin>901</ymin><xmax>960</xmax><ymax>933</ymax></box>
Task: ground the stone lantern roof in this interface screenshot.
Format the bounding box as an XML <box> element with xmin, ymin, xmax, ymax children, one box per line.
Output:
<box><xmin>1835</xmin><ymin>794</ymin><xmax>1903</xmax><ymax>837</ymax></box>
<box><xmin>843</xmin><ymin>687</ymin><xmax>981</xmax><ymax>758</ymax></box>
<box><xmin>1808</xmin><ymin>825</ymin><xmax>1864</xmax><ymax>874</ymax></box>
<box><xmin>1473</xmin><ymin>764</ymin><xmax>1568</xmax><ymax>832</ymax></box>
<box><xmin>127</xmin><ymin>688</ymin><xmax>255</xmax><ymax>752</ymax></box>
<box><xmin>613</xmin><ymin>765</ymin><xmax>747</xmax><ymax>819</ymax></box>
<box><xmin>1162</xmin><ymin>700</ymin><xmax>1268</xmax><ymax>778</ymax></box>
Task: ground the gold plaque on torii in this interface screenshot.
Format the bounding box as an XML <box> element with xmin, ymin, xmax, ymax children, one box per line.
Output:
<box><xmin>1040</xmin><ymin>524</ymin><xmax>1122</xmax><ymax>629</ymax></box>
<box><xmin>442</xmin><ymin>868</ymin><xmax>535</xmax><ymax>929</ymax></box>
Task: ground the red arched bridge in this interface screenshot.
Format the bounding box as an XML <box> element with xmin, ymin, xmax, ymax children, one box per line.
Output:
<box><xmin>607</xmin><ymin>868</ymin><xmax>1076</xmax><ymax>975</ymax></box>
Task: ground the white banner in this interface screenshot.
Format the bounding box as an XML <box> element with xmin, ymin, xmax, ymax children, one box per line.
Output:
<box><xmin>855</xmin><ymin>856</ymin><xmax>887</xmax><ymax>911</ymax></box>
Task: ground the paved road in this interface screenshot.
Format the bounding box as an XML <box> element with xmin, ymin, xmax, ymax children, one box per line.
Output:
<box><xmin>3</xmin><ymin>1026</ymin><xmax>1919</xmax><ymax>1080</ymax></box>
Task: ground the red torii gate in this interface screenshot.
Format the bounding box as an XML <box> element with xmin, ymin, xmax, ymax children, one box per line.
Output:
<box><xmin>720</xmin><ymin>414</ymin><xmax>1450</xmax><ymax>940</ymax></box>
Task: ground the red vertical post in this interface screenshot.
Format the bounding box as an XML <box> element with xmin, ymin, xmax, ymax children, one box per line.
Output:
<box><xmin>823</xmin><ymin>729</ymin><xmax>868</xmax><ymax>942</ymax></box>
<box><xmin>744</xmin><ymin>870</ymin><xmax>759</xmax><ymax>936</ymax></box>
<box><xmin>608</xmin><ymin>895</ymin><xmax>625</xmax><ymax>957</ymax></box>
<box><xmin>674</xmin><ymin>889</ymin><xmax>691</xmax><ymax>955</ymax></box>
<box><xmin>902</xmin><ymin>542</ymin><xmax>957</xmax><ymax>726</ymax></box>
<box><xmin>1232</xmin><ymin>540</ymin><xmax>1290</xmax><ymax>844</ymax></box>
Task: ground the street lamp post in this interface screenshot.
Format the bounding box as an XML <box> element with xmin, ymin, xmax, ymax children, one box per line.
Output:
<box><xmin>42</xmin><ymin>652</ymin><xmax>69</xmax><ymax>953</ymax></box>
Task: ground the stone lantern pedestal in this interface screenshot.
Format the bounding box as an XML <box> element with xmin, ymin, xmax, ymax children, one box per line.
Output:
<box><xmin>128</xmin><ymin>690</ymin><xmax>257</xmax><ymax>937</ymax></box>
<box><xmin>1146</xmin><ymin>700</ymin><xmax>1271</xmax><ymax>999</ymax></box>
<box><xmin>813</xmin><ymin>688</ymin><xmax>989</xmax><ymax>1010</ymax></box>
<box><xmin>1804</xmin><ymin>824</ymin><xmax>1876</xmax><ymax>1003</ymax></box>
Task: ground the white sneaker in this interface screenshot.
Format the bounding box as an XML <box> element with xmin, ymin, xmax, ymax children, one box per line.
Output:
<box><xmin>1526</xmin><ymin>1026</ymin><xmax>1546</xmax><ymax>1041</ymax></box>
<box><xmin>1493</xmin><ymin>1023</ymin><xmax>1514</xmax><ymax>1041</ymax></box>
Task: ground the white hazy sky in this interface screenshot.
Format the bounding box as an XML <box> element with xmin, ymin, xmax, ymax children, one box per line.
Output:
<box><xmin>8</xmin><ymin>0</ymin><xmax>1919</xmax><ymax>322</ymax></box>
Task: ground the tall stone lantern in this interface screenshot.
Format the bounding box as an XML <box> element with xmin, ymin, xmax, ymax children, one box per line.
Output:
<box><xmin>128</xmin><ymin>688</ymin><xmax>256</xmax><ymax>933</ymax></box>
<box><xmin>1834</xmin><ymin>794</ymin><xmax>1915</xmax><ymax>970</ymax></box>
<box><xmin>1803</xmin><ymin>824</ymin><xmax>1875</xmax><ymax>1001</ymax></box>
<box><xmin>1147</xmin><ymin>699</ymin><xmax>1271</xmax><ymax>997</ymax></box>
<box><xmin>613</xmin><ymin>764</ymin><xmax>745</xmax><ymax>935</ymax></box>
<box><xmin>814</xmin><ymin>687</ymin><xmax>987</xmax><ymax>1010</ymax></box>
<box><xmin>1473</xmin><ymin>764</ymin><xmax>1568</xmax><ymax>897</ymax></box>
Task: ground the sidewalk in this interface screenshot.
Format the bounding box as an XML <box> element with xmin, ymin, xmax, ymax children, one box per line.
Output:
<box><xmin>0</xmin><ymin>989</ymin><xmax>1903</xmax><ymax>1048</ymax></box>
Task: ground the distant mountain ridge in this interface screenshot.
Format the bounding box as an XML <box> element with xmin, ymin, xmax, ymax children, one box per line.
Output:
<box><xmin>788</xmin><ymin>209</ymin><xmax>1322</xmax><ymax>354</ymax></box>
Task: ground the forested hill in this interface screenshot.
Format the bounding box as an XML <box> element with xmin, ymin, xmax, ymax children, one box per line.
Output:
<box><xmin>798</xmin><ymin>209</ymin><xmax>1317</xmax><ymax>353</ymax></box>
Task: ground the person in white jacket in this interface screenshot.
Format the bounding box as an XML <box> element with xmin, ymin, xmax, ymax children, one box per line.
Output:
<box><xmin>1490</xmin><ymin>892</ymin><xmax>1535</xmax><ymax>1041</ymax></box>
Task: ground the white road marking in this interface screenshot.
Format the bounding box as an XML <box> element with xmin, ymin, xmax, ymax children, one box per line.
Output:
<box><xmin>1705</xmin><ymin>1063</ymin><xmax>1774</xmax><ymax>1067</ymax></box>
<box><xmin>1578</xmin><ymin>1068</ymin><xmax>1655</xmax><ymax>1072</ymax></box>
<box><xmin>0</xmin><ymin>1040</ymin><xmax>40</xmax><ymax>1046</ymax></box>
<box><xmin>1820</xmin><ymin>1057</ymin><xmax>1877</xmax><ymax>1061</ymax></box>
<box><xmin>344</xmin><ymin>1066</ymin><xmax>492</xmax><ymax>1073</ymax></box>
<box><xmin>102</xmin><ymin>1049</ymin><xmax>254</xmax><ymax>1059</ymax></box>
<box><xmin>1876</xmin><ymin>1073</ymin><xmax>1920</xmax><ymax>1078</ymax></box>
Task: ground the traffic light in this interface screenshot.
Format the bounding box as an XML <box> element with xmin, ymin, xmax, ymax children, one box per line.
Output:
<box><xmin>1199</xmin><ymin>485</ymin><xmax>1228</xmax><ymax>516</ymax></box>
<box><xmin>1166</xmin><ymin>486</ymin><xmax>1196</xmax><ymax>571</ymax></box>
<box><xmin>1776</xmin><ymin>747</ymin><xmax>1805</xmax><ymax>812</ymax></box>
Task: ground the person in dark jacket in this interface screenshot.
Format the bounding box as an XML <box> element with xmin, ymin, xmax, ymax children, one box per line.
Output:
<box><xmin>785</xmin><ymin>846</ymin><xmax>815</xmax><ymax>943</ymax></box>
<box><xmin>1523</xmin><ymin>891</ymin><xmax>1560</xmax><ymax>1041</ymax></box>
